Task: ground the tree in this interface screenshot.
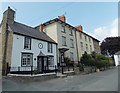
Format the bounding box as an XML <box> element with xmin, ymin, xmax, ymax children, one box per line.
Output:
<box><xmin>100</xmin><ymin>37</ymin><xmax>120</xmax><ymax>56</ymax></box>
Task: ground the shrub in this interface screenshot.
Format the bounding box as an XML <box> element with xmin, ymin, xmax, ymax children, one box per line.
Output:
<box><xmin>80</xmin><ymin>51</ymin><xmax>95</xmax><ymax>66</ymax></box>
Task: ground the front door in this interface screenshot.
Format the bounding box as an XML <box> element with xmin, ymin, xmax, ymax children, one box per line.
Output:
<box><xmin>37</xmin><ymin>57</ymin><xmax>48</xmax><ymax>73</ymax></box>
<box><xmin>37</xmin><ymin>57</ymin><xmax>44</xmax><ymax>73</ymax></box>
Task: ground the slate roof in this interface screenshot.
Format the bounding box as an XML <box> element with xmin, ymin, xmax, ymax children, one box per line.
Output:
<box><xmin>35</xmin><ymin>18</ymin><xmax>100</xmax><ymax>42</ymax></box>
<box><xmin>115</xmin><ymin>51</ymin><xmax>120</xmax><ymax>55</ymax></box>
<box><xmin>9</xmin><ymin>22</ymin><xmax>57</xmax><ymax>44</ymax></box>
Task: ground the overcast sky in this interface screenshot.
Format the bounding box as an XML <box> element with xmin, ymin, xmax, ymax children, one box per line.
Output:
<box><xmin>0</xmin><ymin>2</ymin><xmax>118</xmax><ymax>41</ymax></box>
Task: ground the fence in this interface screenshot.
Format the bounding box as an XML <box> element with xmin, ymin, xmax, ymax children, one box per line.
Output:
<box><xmin>9</xmin><ymin>65</ymin><xmax>58</xmax><ymax>75</ymax></box>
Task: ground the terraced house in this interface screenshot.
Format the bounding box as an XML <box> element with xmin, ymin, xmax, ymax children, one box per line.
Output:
<box><xmin>35</xmin><ymin>15</ymin><xmax>101</xmax><ymax>65</ymax></box>
<box><xmin>0</xmin><ymin>7</ymin><xmax>57</xmax><ymax>75</ymax></box>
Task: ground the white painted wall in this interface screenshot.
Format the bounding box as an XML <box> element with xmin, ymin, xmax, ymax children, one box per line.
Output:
<box><xmin>10</xmin><ymin>34</ymin><xmax>57</xmax><ymax>71</ymax></box>
<box><xmin>114</xmin><ymin>55</ymin><xmax>120</xmax><ymax>66</ymax></box>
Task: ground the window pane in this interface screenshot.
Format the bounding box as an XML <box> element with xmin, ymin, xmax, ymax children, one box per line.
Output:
<box><xmin>21</xmin><ymin>53</ymin><xmax>32</xmax><ymax>66</ymax></box>
<box><xmin>24</xmin><ymin>37</ymin><xmax>31</xmax><ymax>50</ymax></box>
<box><xmin>62</xmin><ymin>36</ymin><xmax>66</xmax><ymax>46</ymax></box>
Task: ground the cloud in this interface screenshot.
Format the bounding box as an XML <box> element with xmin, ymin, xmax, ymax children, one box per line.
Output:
<box><xmin>90</xmin><ymin>18</ymin><xmax>118</xmax><ymax>42</ymax></box>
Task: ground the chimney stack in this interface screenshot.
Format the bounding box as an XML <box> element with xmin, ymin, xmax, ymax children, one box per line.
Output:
<box><xmin>2</xmin><ymin>6</ymin><xmax>15</xmax><ymax>24</ymax></box>
<box><xmin>58</xmin><ymin>15</ymin><xmax>66</xmax><ymax>22</ymax></box>
<box><xmin>75</xmin><ymin>25</ymin><xmax>83</xmax><ymax>31</ymax></box>
<box><xmin>39</xmin><ymin>24</ymin><xmax>43</xmax><ymax>32</ymax></box>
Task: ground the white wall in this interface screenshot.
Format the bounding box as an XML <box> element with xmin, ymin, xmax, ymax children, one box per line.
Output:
<box><xmin>10</xmin><ymin>34</ymin><xmax>57</xmax><ymax>71</ymax></box>
<box><xmin>114</xmin><ymin>55</ymin><xmax>120</xmax><ymax>66</ymax></box>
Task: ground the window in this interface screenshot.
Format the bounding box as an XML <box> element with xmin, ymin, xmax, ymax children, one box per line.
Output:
<box><xmin>70</xmin><ymin>39</ymin><xmax>74</xmax><ymax>48</ymax></box>
<box><xmin>80</xmin><ymin>33</ymin><xmax>82</xmax><ymax>39</ymax></box>
<box><xmin>85</xmin><ymin>35</ymin><xmax>87</xmax><ymax>41</ymax></box>
<box><xmin>86</xmin><ymin>44</ymin><xmax>88</xmax><ymax>51</ymax></box>
<box><xmin>90</xmin><ymin>45</ymin><xmax>92</xmax><ymax>52</ymax></box>
<box><xmin>62</xmin><ymin>36</ymin><xmax>66</xmax><ymax>46</ymax></box>
<box><xmin>61</xmin><ymin>25</ymin><xmax>65</xmax><ymax>32</ymax></box>
<box><xmin>48</xmin><ymin>56</ymin><xmax>54</xmax><ymax>66</ymax></box>
<box><xmin>70</xmin><ymin>52</ymin><xmax>74</xmax><ymax>61</ymax></box>
<box><xmin>48</xmin><ymin>43</ymin><xmax>52</xmax><ymax>53</ymax></box>
<box><xmin>80</xmin><ymin>42</ymin><xmax>83</xmax><ymax>50</ymax></box>
<box><xmin>69</xmin><ymin>29</ymin><xmax>73</xmax><ymax>36</ymax></box>
<box><xmin>89</xmin><ymin>38</ymin><xmax>91</xmax><ymax>43</ymax></box>
<box><xmin>21</xmin><ymin>53</ymin><xmax>33</xmax><ymax>67</ymax></box>
<box><xmin>24</xmin><ymin>37</ymin><xmax>31</xmax><ymax>50</ymax></box>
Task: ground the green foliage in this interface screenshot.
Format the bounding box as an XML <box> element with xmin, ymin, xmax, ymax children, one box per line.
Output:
<box><xmin>80</xmin><ymin>51</ymin><xmax>95</xmax><ymax>66</ymax></box>
<box><xmin>64</xmin><ymin>57</ymin><xmax>74</xmax><ymax>66</ymax></box>
<box><xmin>80</xmin><ymin>51</ymin><xmax>112</xmax><ymax>69</ymax></box>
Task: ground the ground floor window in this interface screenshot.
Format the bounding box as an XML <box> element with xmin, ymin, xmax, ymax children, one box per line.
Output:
<box><xmin>48</xmin><ymin>56</ymin><xmax>54</xmax><ymax>66</ymax></box>
<box><xmin>21</xmin><ymin>53</ymin><xmax>33</xmax><ymax>67</ymax></box>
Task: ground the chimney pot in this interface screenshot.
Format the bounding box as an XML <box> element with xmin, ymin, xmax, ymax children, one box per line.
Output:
<box><xmin>39</xmin><ymin>24</ymin><xmax>43</xmax><ymax>32</ymax></box>
<box><xmin>58</xmin><ymin>15</ymin><xmax>66</xmax><ymax>22</ymax></box>
<box><xmin>75</xmin><ymin>25</ymin><xmax>83</xmax><ymax>31</ymax></box>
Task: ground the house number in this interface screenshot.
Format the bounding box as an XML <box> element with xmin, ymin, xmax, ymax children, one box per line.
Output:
<box><xmin>38</xmin><ymin>43</ymin><xmax>43</xmax><ymax>49</ymax></box>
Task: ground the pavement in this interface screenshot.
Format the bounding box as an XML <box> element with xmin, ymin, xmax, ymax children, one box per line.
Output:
<box><xmin>1</xmin><ymin>67</ymin><xmax>119</xmax><ymax>91</ymax></box>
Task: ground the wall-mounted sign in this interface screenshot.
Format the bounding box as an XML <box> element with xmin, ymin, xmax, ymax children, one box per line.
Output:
<box><xmin>38</xmin><ymin>43</ymin><xmax>43</xmax><ymax>49</ymax></box>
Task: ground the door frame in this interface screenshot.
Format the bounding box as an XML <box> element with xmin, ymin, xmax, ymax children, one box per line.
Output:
<box><xmin>37</xmin><ymin>56</ymin><xmax>48</xmax><ymax>73</ymax></box>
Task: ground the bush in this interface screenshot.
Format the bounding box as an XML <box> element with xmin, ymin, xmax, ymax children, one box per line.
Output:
<box><xmin>64</xmin><ymin>57</ymin><xmax>74</xmax><ymax>66</ymax></box>
<box><xmin>96</xmin><ymin>54</ymin><xmax>111</xmax><ymax>69</ymax></box>
<box><xmin>80</xmin><ymin>51</ymin><xmax>95</xmax><ymax>66</ymax></box>
<box><xmin>80</xmin><ymin>51</ymin><xmax>112</xmax><ymax>69</ymax></box>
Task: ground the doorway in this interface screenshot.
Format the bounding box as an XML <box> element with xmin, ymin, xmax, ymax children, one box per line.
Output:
<box><xmin>37</xmin><ymin>56</ymin><xmax>48</xmax><ymax>73</ymax></box>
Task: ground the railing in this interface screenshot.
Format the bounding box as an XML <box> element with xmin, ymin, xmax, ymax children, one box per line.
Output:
<box><xmin>9</xmin><ymin>65</ymin><xmax>58</xmax><ymax>75</ymax></box>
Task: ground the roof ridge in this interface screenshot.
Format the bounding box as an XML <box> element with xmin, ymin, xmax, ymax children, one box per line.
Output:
<box><xmin>14</xmin><ymin>21</ymin><xmax>36</xmax><ymax>30</ymax></box>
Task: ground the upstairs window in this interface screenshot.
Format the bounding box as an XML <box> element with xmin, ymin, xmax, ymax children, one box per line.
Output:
<box><xmin>85</xmin><ymin>35</ymin><xmax>87</xmax><ymax>41</ymax></box>
<box><xmin>80</xmin><ymin>42</ymin><xmax>83</xmax><ymax>50</ymax></box>
<box><xmin>69</xmin><ymin>29</ymin><xmax>73</xmax><ymax>36</ymax></box>
<box><xmin>90</xmin><ymin>45</ymin><xmax>92</xmax><ymax>52</ymax></box>
<box><xmin>89</xmin><ymin>38</ymin><xmax>91</xmax><ymax>43</ymax></box>
<box><xmin>48</xmin><ymin>43</ymin><xmax>52</xmax><ymax>53</ymax></box>
<box><xmin>62</xmin><ymin>36</ymin><xmax>66</xmax><ymax>46</ymax></box>
<box><xmin>61</xmin><ymin>25</ymin><xmax>65</xmax><ymax>32</ymax></box>
<box><xmin>86</xmin><ymin>44</ymin><xmax>88</xmax><ymax>51</ymax></box>
<box><xmin>24</xmin><ymin>37</ymin><xmax>31</xmax><ymax>50</ymax></box>
<box><xmin>70</xmin><ymin>39</ymin><xmax>74</xmax><ymax>48</ymax></box>
<box><xmin>80</xmin><ymin>33</ymin><xmax>82</xmax><ymax>39</ymax></box>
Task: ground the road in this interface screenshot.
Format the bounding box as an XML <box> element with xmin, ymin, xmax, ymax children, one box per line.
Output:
<box><xmin>2</xmin><ymin>67</ymin><xmax>118</xmax><ymax>91</ymax></box>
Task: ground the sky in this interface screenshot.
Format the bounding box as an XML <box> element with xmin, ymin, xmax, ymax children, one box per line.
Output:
<box><xmin>0</xmin><ymin>2</ymin><xmax>118</xmax><ymax>41</ymax></box>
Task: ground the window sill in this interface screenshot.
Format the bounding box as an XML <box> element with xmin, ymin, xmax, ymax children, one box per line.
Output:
<box><xmin>62</xmin><ymin>45</ymin><xmax>67</xmax><ymax>46</ymax></box>
<box><xmin>24</xmin><ymin>48</ymin><xmax>31</xmax><ymax>50</ymax></box>
<box><xmin>61</xmin><ymin>31</ymin><xmax>66</xmax><ymax>33</ymax></box>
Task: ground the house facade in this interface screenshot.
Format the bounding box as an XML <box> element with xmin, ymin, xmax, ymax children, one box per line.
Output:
<box><xmin>36</xmin><ymin>15</ymin><xmax>101</xmax><ymax>65</ymax></box>
<box><xmin>0</xmin><ymin>7</ymin><xmax>57</xmax><ymax>75</ymax></box>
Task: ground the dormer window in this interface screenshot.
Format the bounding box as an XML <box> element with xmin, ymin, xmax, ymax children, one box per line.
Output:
<box><xmin>24</xmin><ymin>37</ymin><xmax>31</xmax><ymax>50</ymax></box>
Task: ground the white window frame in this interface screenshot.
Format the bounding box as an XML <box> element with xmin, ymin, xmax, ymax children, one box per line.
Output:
<box><xmin>61</xmin><ymin>25</ymin><xmax>65</xmax><ymax>32</ymax></box>
<box><xmin>70</xmin><ymin>39</ymin><xmax>74</xmax><ymax>48</ymax></box>
<box><xmin>62</xmin><ymin>36</ymin><xmax>66</xmax><ymax>46</ymax></box>
<box><xmin>48</xmin><ymin>43</ymin><xmax>52</xmax><ymax>53</ymax></box>
<box><xmin>24</xmin><ymin>37</ymin><xmax>31</xmax><ymax>50</ymax></box>
<box><xmin>21</xmin><ymin>53</ymin><xmax>33</xmax><ymax>67</ymax></box>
